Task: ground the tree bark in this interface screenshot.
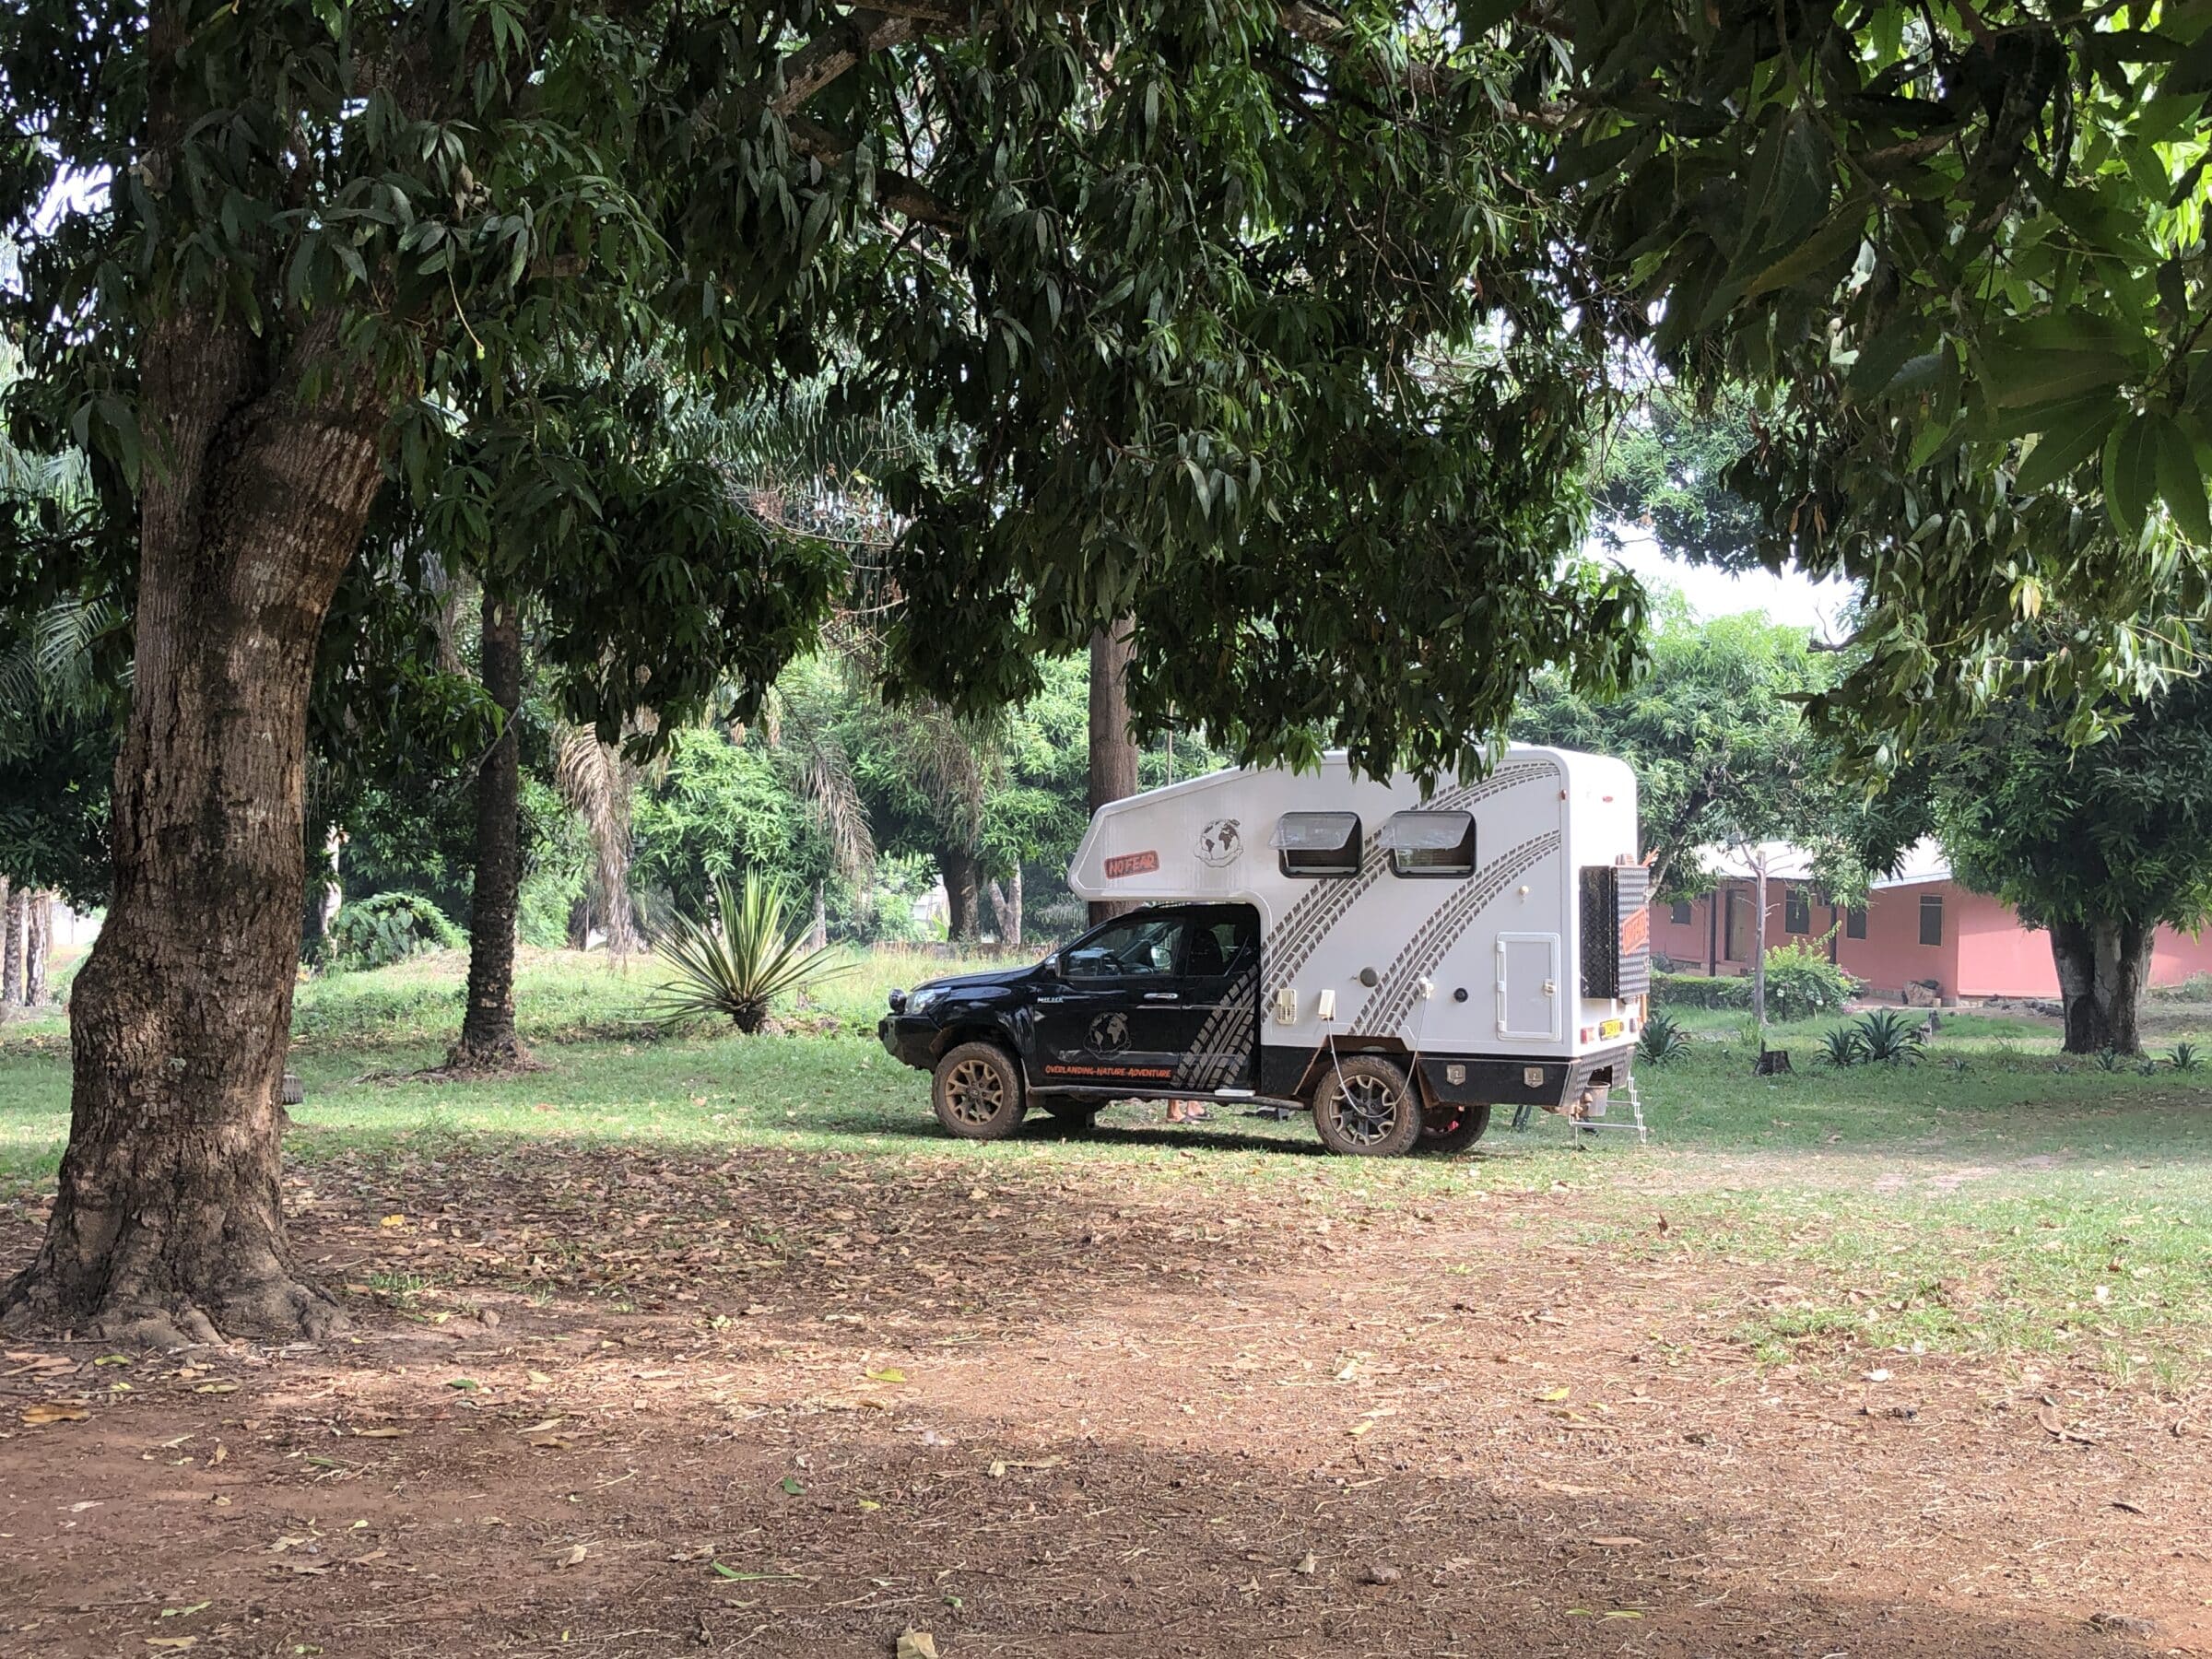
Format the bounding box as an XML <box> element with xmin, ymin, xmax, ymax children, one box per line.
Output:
<box><xmin>2</xmin><ymin>879</ymin><xmax>23</xmax><ymax>1007</ymax></box>
<box><xmin>988</xmin><ymin>865</ymin><xmax>1023</xmax><ymax>948</ymax></box>
<box><xmin>2050</xmin><ymin>915</ymin><xmax>2154</xmax><ymax>1054</ymax></box>
<box><xmin>939</xmin><ymin>843</ymin><xmax>981</xmax><ymax>943</ymax></box>
<box><xmin>24</xmin><ymin>893</ymin><xmax>50</xmax><ymax>1006</ymax></box>
<box><xmin>2</xmin><ymin>307</ymin><xmax>383</xmax><ymax>1345</ymax></box>
<box><xmin>1088</xmin><ymin>619</ymin><xmax>1138</xmax><ymax>925</ymax></box>
<box><xmin>451</xmin><ymin>590</ymin><xmax>529</xmax><ymax>1071</ymax></box>
<box><xmin>1750</xmin><ymin>855</ymin><xmax>1770</xmax><ymax>1029</ymax></box>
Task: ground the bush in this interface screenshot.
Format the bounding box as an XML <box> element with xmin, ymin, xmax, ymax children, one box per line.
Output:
<box><xmin>1652</xmin><ymin>945</ymin><xmax>1860</xmax><ymax>1023</ymax></box>
<box><xmin>1760</xmin><ymin>941</ymin><xmax>1861</xmax><ymax>1020</ymax></box>
<box><xmin>1854</xmin><ymin>1007</ymin><xmax>1925</xmax><ymax>1065</ymax></box>
<box><xmin>1816</xmin><ymin>1025</ymin><xmax>1865</xmax><ymax>1068</ymax></box>
<box><xmin>1638</xmin><ymin>1010</ymin><xmax>1691</xmax><ymax>1065</ymax></box>
<box><xmin>645</xmin><ymin>877</ymin><xmax>848</xmax><ymax>1033</ymax></box>
<box><xmin>324</xmin><ymin>892</ymin><xmax>465</xmax><ymax>973</ymax></box>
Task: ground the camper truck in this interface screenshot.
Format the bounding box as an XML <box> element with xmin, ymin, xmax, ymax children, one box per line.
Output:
<box><xmin>877</xmin><ymin>746</ymin><xmax>1649</xmax><ymax>1156</ymax></box>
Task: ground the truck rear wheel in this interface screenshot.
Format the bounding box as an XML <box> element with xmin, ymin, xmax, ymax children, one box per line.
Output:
<box><xmin>932</xmin><ymin>1041</ymin><xmax>1027</xmax><ymax>1141</ymax></box>
<box><xmin>1419</xmin><ymin>1102</ymin><xmax>1492</xmax><ymax>1154</ymax></box>
<box><xmin>1311</xmin><ymin>1054</ymin><xmax>1421</xmax><ymax>1157</ymax></box>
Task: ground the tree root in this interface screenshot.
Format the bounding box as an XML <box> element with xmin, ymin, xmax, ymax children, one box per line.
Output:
<box><xmin>429</xmin><ymin>1034</ymin><xmax>547</xmax><ymax>1080</ymax></box>
<box><xmin>1</xmin><ymin>1265</ymin><xmax>347</xmax><ymax>1349</ymax></box>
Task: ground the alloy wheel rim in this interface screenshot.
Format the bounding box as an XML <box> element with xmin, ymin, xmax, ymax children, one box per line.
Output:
<box><xmin>946</xmin><ymin>1058</ymin><xmax>1006</xmax><ymax>1124</ymax></box>
<box><xmin>1332</xmin><ymin>1074</ymin><xmax>1402</xmax><ymax>1147</ymax></box>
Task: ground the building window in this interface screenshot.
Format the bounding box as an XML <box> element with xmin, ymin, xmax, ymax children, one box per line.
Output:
<box><xmin>1845</xmin><ymin>906</ymin><xmax>1867</xmax><ymax>939</ymax></box>
<box><xmin>1919</xmin><ymin>893</ymin><xmax>1944</xmax><ymax>947</ymax></box>
<box><xmin>1272</xmin><ymin>811</ymin><xmax>1361</xmax><ymax>878</ymax></box>
<box><xmin>1669</xmin><ymin>900</ymin><xmax>1693</xmax><ymax>925</ymax></box>
<box><xmin>1381</xmin><ymin>810</ymin><xmax>1476</xmax><ymax>878</ymax></box>
<box><xmin>1783</xmin><ymin>888</ymin><xmax>1811</xmax><ymax>935</ymax></box>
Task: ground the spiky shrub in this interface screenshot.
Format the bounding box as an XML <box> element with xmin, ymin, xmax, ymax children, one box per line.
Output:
<box><xmin>1816</xmin><ymin>1025</ymin><xmax>1865</xmax><ymax>1068</ymax></box>
<box><xmin>2093</xmin><ymin>1047</ymin><xmax>2125</xmax><ymax>1073</ymax></box>
<box><xmin>646</xmin><ymin>878</ymin><xmax>847</xmax><ymax>1034</ymax></box>
<box><xmin>1637</xmin><ymin>1010</ymin><xmax>1690</xmax><ymax>1065</ymax></box>
<box><xmin>2171</xmin><ymin>1042</ymin><xmax>2202</xmax><ymax>1073</ymax></box>
<box><xmin>1853</xmin><ymin>1008</ymin><xmax>1925</xmax><ymax>1065</ymax></box>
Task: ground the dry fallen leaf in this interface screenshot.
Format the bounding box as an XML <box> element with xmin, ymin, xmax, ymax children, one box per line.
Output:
<box><xmin>896</xmin><ymin>1630</ymin><xmax>939</xmax><ymax>1659</ymax></box>
<box><xmin>351</xmin><ymin>1427</ymin><xmax>406</xmax><ymax>1439</ymax></box>
<box><xmin>288</xmin><ymin>1560</ymin><xmax>333</xmax><ymax>1575</ymax></box>
<box><xmin>23</xmin><ymin>1401</ymin><xmax>89</xmax><ymax>1425</ymax></box>
<box><xmin>146</xmin><ymin>1639</ymin><xmax>197</xmax><ymax>1651</ymax></box>
<box><xmin>209</xmin><ymin>1441</ymin><xmax>228</xmax><ymax>1465</ymax></box>
<box><xmin>555</xmin><ymin>1543</ymin><xmax>587</xmax><ymax>1568</ymax></box>
<box><xmin>1294</xmin><ymin>1552</ymin><xmax>1317</xmax><ymax>1576</ymax></box>
<box><xmin>1589</xmin><ymin>1535</ymin><xmax>1643</xmax><ymax>1547</ymax></box>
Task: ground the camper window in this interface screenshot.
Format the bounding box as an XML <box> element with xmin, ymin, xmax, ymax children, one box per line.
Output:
<box><xmin>1272</xmin><ymin>812</ymin><xmax>1362</xmax><ymax>877</ymax></box>
<box><xmin>1382</xmin><ymin>810</ymin><xmax>1477</xmax><ymax>878</ymax></box>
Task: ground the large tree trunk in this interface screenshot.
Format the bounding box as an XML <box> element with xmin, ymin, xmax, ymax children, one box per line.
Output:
<box><xmin>1750</xmin><ymin>857</ymin><xmax>1770</xmax><ymax>1028</ymax></box>
<box><xmin>1088</xmin><ymin>620</ymin><xmax>1138</xmax><ymax>925</ymax></box>
<box><xmin>24</xmin><ymin>893</ymin><xmax>50</xmax><ymax>1006</ymax></box>
<box><xmin>988</xmin><ymin>865</ymin><xmax>1023</xmax><ymax>948</ymax></box>
<box><xmin>939</xmin><ymin>843</ymin><xmax>981</xmax><ymax>943</ymax></box>
<box><xmin>2</xmin><ymin>879</ymin><xmax>23</xmax><ymax>1007</ymax></box>
<box><xmin>2051</xmin><ymin>916</ymin><xmax>2154</xmax><ymax>1055</ymax></box>
<box><xmin>452</xmin><ymin>591</ymin><xmax>528</xmax><ymax>1071</ymax></box>
<box><xmin>2</xmin><ymin>310</ymin><xmax>383</xmax><ymax>1346</ymax></box>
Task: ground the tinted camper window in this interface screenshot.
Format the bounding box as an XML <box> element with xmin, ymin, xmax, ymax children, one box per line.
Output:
<box><xmin>1382</xmin><ymin>810</ymin><xmax>1476</xmax><ymax>878</ymax></box>
<box><xmin>1272</xmin><ymin>812</ymin><xmax>1362</xmax><ymax>877</ymax></box>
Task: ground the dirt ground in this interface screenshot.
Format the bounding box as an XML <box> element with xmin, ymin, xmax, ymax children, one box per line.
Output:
<box><xmin>4</xmin><ymin>1139</ymin><xmax>2208</xmax><ymax>1658</ymax></box>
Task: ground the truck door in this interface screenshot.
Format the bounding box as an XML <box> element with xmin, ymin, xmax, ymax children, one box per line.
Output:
<box><xmin>1032</xmin><ymin>910</ymin><xmax>1192</xmax><ymax>1088</ymax></box>
<box><xmin>1160</xmin><ymin>905</ymin><xmax>1261</xmax><ymax>1091</ymax></box>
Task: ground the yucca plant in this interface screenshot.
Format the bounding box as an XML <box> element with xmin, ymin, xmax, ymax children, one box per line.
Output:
<box><xmin>2170</xmin><ymin>1042</ymin><xmax>2201</xmax><ymax>1073</ymax></box>
<box><xmin>1816</xmin><ymin>1025</ymin><xmax>1865</xmax><ymax>1068</ymax></box>
<box><xmin>2092</xmin><ymin>1047</ymin><xmax>2125</xmax><ymax>1073</ymax></box>
<box><xmin>1853</xmin><ymin>1008</ymin><xmax>1924</xmax><ymax>1065</ymax></box>
<box><xmin>1638</xmin><ymin>1010</ymin><xmax>1690</xmax><ymax>1065</ymax></box>
<box><xmin>646</xmin><ymin>878</ymin><xmax>847</xmax><ymax>1034</ymax></box>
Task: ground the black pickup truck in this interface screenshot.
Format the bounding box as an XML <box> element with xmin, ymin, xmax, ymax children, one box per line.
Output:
<box><xmin>877</xmin><ymin>901</ymin><xmax>1493</xmax><ymax>1156</ymax></box>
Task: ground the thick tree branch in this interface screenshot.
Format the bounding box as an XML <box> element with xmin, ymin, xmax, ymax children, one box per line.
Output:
<box><xmin>785</xmin><ymin>114</ymin><xmax>960</xmax><ymax>231</ymax></box>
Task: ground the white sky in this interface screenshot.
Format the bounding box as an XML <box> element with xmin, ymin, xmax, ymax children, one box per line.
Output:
<box><xmin>1604</xmin><ymin>533</ymin><xmax>1856</xmax><ymax>641</ymax></box>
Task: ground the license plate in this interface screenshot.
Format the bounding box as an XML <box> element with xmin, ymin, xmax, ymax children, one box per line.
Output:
<box><xmin>1598</xmin><ymin>1018</ymin><xmax>1624</xmax><ymax>1040</ymax></box>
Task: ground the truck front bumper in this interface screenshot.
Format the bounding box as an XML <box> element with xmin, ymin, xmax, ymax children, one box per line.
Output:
<box><xmin>877</xmin><ymin>1015</ymin><xmax>939</xmax><ymax>1071</ymax></box>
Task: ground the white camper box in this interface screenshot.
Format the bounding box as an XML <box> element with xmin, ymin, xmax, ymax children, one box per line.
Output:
<box><xmin>1065</xmin><ymin>745</ymin><xmax>1649</xmax><ymax>1120</ymax></box>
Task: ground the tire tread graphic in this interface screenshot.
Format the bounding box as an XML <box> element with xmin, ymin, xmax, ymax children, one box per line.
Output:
<box><xmin>1346</xmin><ymin>830</ymin><xmax>1562</xmax><ymax>1032</ymax></box>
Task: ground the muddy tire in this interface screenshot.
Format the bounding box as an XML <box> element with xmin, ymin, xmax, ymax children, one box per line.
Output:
<box><xmin>931</xmin><ymin>1041</ymin><xmax>1027</xmax><ymax>1141</ymax></box>
<box><xmin>1418</xmin><ymin>1102</ymin><xmax>1491</xmax><ymax>1154</ymax></box>
<box><xmin>1311</xmin><ymin>1054</ymin><xmax>1421</xmax><ymax>1157</ymax></box>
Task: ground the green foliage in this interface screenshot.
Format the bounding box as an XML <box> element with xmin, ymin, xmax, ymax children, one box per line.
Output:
<box><xmin>1759</xmin><ymin>942</ymin><xmax>1861</xmax><ymax>1023</ymax></box>
<box><xmin>1939</xmin><ymin>665</ymin><xmax>2212</xmax><ymax>942</ymax></box>
<box><xmin>1816</xmin><ymin>1027</ymin><xmax>1865</xmax><ymax>1070</ymax></box>
<box><xmin>1594</xmin><ymin>393</ymin><xmax>1766</xmax><ymax>572</ymax></box>
<box><xmin>1545</xmin><ymin>3</ymin><xmax>2212</xmax><ymax>759</ymax></box>
<box><xmin>1637</xmin><ymin>1010</ymin><xmax>1690</xmax><ymax>1065</ymax></box>
<box><xmin>1853</xmin><ymin>1009</ymin><xmax>1924</xmax><ymax>1067</ymax></box>
<box><xmin>325</xmin><ymin>892</ymin><xmax>465</xmax><ymax>974</ymax></box>
<box><xmin>645</xmin><ymin>879</ymin><xmax>847</xmax><ymax>1036</ymax></box>
<box><xmin>2171</xmin><ymin>1043</ymin><xmax>2202</xmax><ymax>1074</ymax></box>
<box><xmin>1515</xmin><ymin>609</ymin><xmax>1924</xmax><ymax>900</ymax></box>
<box><xmin>1652</xmin><ymin>946</ymin><xmax>1857</xmax><ymax>1024</ymax></box>
<box><xmin>2094</xmin><ymin>1048</ymin><xmax>2127</xmax><ymax>1074</ymax></box>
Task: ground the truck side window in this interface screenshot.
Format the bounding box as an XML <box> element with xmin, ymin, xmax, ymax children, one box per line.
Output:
<box><xmin>1382</xmin><ymin>810</ymin><xmax>1476</xmax><ymax>878</ymax></box>
<box><xmin>1063</xmin><ymin>914</ymin><xmax>1186</xmax><ymax>979</ymax></box>
<box><xmin>1272</xmin><ymin>812</ymin><xmax>1361</xmax><ymax>877</ymax></box>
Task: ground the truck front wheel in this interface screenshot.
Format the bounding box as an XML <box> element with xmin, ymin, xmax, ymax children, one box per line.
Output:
<box><xmin>932</xmin><ymin>1041</ymin><xmax>1028</xmax><ymax>1141</ymax></box>
<box><xmin>1311</xmin><ymin>1054</ymin><xmax>1422</xmax><ymax>1157</ymax></box>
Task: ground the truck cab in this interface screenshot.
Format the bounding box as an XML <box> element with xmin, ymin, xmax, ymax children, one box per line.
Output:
<box><xmin>877</xmin><ymin>902</ymin><xmax>1262</xmax><ymax>1111</ymax></box>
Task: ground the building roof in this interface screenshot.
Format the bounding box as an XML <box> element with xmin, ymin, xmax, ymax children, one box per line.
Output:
<box><xmin>1697</xmin><ymin>836</ymin><xmax>1951</xmax><ymax>889</ymax></box>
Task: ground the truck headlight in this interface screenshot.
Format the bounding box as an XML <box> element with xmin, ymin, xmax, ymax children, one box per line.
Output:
<box><xmin>904</xmin><ymin>986</ymin><xmax>947</xmax><ymax>1016</ymax></box>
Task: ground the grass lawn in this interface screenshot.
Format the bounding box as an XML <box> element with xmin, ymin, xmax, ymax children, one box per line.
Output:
<box><xmin>6</xmin><ymin>947</ymin><xmax>2212</xmax><ymax>1386</ymax></box>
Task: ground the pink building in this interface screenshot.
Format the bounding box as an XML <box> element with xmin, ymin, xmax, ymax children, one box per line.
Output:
<box><xmin>1647</xmin><ymin>840</ymin><xmax>2212</xmax><ymax>1004</ymax></box>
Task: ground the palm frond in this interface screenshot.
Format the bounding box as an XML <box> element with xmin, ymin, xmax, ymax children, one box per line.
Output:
<box><xmin>553</xmin><ymin>720</ymin><xmax>643</xmax><ymax>956</ymax></box>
